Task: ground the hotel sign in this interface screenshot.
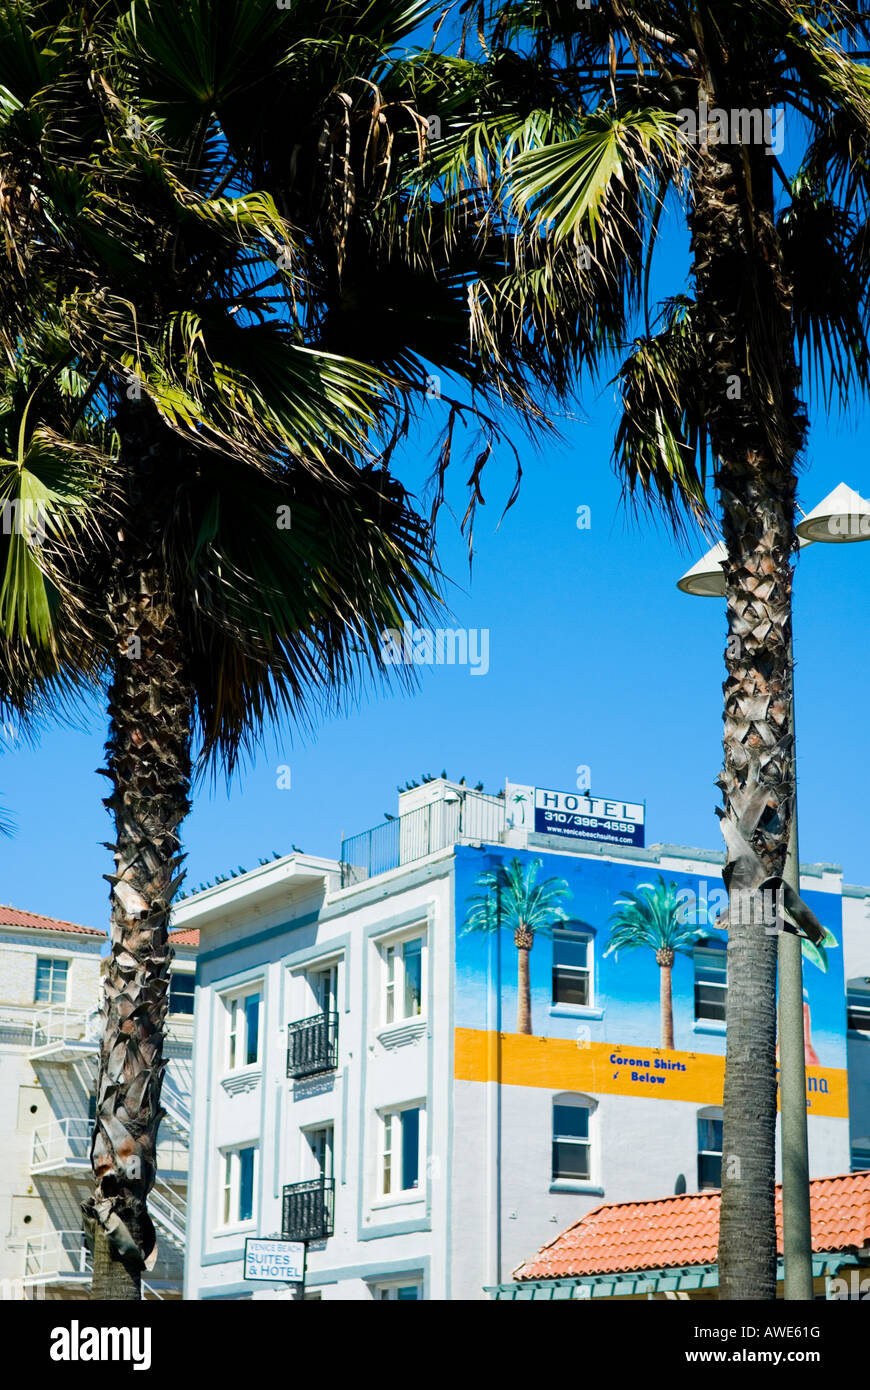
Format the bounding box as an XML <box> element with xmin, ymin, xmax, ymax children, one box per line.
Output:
<box><xmin>243</xmin><ymin>1238</ymin><xmax>305</xmax><ymax>1283</ymax></box>
<box><xmin>533</xmin><ymin>787</ymin><xmax>645</xmax><ymax>849</ymax></box>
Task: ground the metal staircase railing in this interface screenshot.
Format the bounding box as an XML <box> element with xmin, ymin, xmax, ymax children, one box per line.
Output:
<box><xmin>149</xmin><ymin>1176</ymin><xmax>187</xmax><ymax>1250</ymax></box>
<box><xmin>24</xmin><ymin>1230</ymin><xmax>91</xmax><ymax>1285</ymax></box>
<box><xmin>31</xmin><ymin>1117</ymin><xmax>91</xmax><ymax>1169</ymax></box>
<box><xmin>161</xmin><ymin>1088</ymin><xmax>191</xmax><ymax>1138</ymax></box>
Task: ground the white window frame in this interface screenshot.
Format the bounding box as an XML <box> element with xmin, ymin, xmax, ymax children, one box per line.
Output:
<box><xmin>379</xmin><ymin>930</ymin><xmax>426</xmax><ymax>1027</ymax></box>
<box><xmin>373</xmin><ymin>1280</ymin><xmax>424</xmax><ymax>1301</ymax></box>
<box><xmin>377</xmin><ymin>1102</ymin><xmax>425</xmax><ymax>1201</ymax></box>
<box><xmin>697</xmin><ymin>1108</ymin><xmax>723</xmax><ymax>1190</ymax></box>
<box><xmin>168</xmin><ymin>969</ymin><xmax>195</xmax><ymax>1016</ymax></box>
<box><xmin>308</xmin><ymin>960</ymin><xmax>339</xmax><ymax>1016</ymax></box>
<box><xmin>218</xmin><ymin>1143</ymin><xmax>259</xmax><ymax>1229</ymax></box>
<box><xmin>34</xmin><ymin>956</ymin><xmax>69</xmax><ymax>1005</ymax></box>
<box><xmin>302</xmin><ymin>1122</ymin><xmax>335</xmax><ymax>1182</ymax></box>
<box><xmin>551</xmin><ymin>926</ymin><xmax>594</xmax><ymax>1008</ymax></box>
<box><xmin>694</xmin><ymin>942</ymin><xmax>727</xmax><ymax>1024</ymax></box>
<box><xmin>222</xmin><ymin>984</ymin><xmax>263</xmax><ymax>1072</ymax></box>
<box><xmin>551</xmin><ymin>1093</ymin><xmax>596</xmax><ymax>1185</ymax></box>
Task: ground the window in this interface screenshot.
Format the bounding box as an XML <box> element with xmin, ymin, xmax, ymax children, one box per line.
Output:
<box><xmin>376</xmin><ymin>1282</ymin><xmax>423</xmax><ymax>1300</ymax></box>
<box><xmin>382</xmin><ymin>934</ymin><xmax>425</xmax><ymax>1025</ymax></box>
<box><xmin>225</xmin><ymin>988</ymin><xmax>262</xmax><ymax>1070</ymax></box>
<box><xmin>312</xmin><ymin>963</ymin><xmax>338</xmax><ymax>1015</ymax></box>
<box><xmin>168</xmin><ymin>973</ymin><xmax>195</xmax><ymax>1015</ymax></box>
<box><xmin>220</xmin><ymin>1145</ymin><xmax>258</xmax><ymax>1226</ymax></box>
<box><xmin>381</xmin><ymin>1106</ymin><xmax>422</xmax><ymax>1196</ymax></box>
<box><xmin>305</xmin><ymin>1124</ymin><xmax>334</xmax><ymax>1182</ymax></box>
<box><xmin>552</xmin><ymin>927</ymin><xmax>592</xmax><ymax>1006</ymax></box>
<box><xmin>698</xmin><ymin>1111</ymin><xmax>723</xmax><ymax>1189</ymax></box>
<box><xmin>35</xmin><ymin>958</ymin><xmax>68</xmax><ymax>1005</ymax></box>
<box><xmin>851</xmin><ymin>1141</ymin><xmax>870</xmax><ymax>1172</ymax></box>
<box><xmin>552</xmin><ymin>1096</ymin><xmax>593</xmax><ymax>1182</ymax></box>
<box><xmin>847</xmin><ymin>985</ymin><xmax>870</xmax><ymax>1033</ymax></box>
<box><xmin>694</xmin><ymin>943</ymin><xmax>727</xmax><ymax>1023</ymax></box>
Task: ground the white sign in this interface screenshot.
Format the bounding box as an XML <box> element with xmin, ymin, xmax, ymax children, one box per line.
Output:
<box><xmin>535</xmin><ymin>788</ymin><xmax>644</xmax><ymax>823</ymax></box>
<box><xmin>505</xmin><ymin>782</ymin><xmax>645</xmax><ymax>848</ymax></box>
<box><xmin>244</xmin><ymin>1238</ymin><xmax>305</xmax><ymax>1283</ymax></box>
<box><xmin>534</xmin><ymin>787</ymin><xmax>645</xmax><ymax>848</ymax></box>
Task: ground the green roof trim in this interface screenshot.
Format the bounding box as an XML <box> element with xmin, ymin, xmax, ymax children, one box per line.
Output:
<box><xmin>485</xmin><ymin>1254</ymin><xmax>860</xmax><ymax>1300</ymax></box>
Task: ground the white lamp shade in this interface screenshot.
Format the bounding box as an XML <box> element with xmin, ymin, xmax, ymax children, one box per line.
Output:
<box><xmin>676</xmin><ymin>541</ymin><xmax>727</xmax><ymax>597</ymax></box>
<box><xmin>677</xmin><ymin>529</ymin><xmax>817</xmax><ymax>597</ymax></box>
<box><xmin>796</xmin><ymin>482</ymin><xmax>870</xmax><ymax>543</ymax></box>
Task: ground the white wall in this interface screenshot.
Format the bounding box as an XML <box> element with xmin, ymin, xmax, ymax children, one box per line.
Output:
<box><xmin>0</xmin><ymin>930</ymin><xmax>102</xmax><ymax>1292</ymax></box>
<box><xmin>186</xmin><ymin>854</ymin><xmax>454</xmax><ymax>1301</ymax></box>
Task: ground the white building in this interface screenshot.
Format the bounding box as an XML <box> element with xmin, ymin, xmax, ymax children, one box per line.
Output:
<box><xmin>178</xmin><ymin>777</ymin><xmax>870</xmax><ymax>1301</ymax></box>
<box><xmin>0</xmin><ymin>907</ymin><xmax>197</xmax><ymax>1299</ymax></box>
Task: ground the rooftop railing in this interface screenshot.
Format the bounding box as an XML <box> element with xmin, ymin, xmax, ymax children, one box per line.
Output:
<box><xmin>340</xmin><ymin>790</ymin><xmax>505</xmax><ymax>888</ymax></box>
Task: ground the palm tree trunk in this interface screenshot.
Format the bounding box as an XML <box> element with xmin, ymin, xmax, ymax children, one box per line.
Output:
<box><xmin>85</xmin><ymin>405</ymin><xmax>193</xmax><ymax>1300</ymax></box>
<box><xmin>689</xmin><ymin>75</ymin><xmax>806</xmax><ymax>1301</ymax></box>
<box><xmin>515</xmin><ymin>927</ymin><xmax>533</xmax><ymax>1034</ymax></box>
<box><xmin>659</xmin><ymin>964</ymin><xmax>674</xmax><ymax>1050</ymax></box>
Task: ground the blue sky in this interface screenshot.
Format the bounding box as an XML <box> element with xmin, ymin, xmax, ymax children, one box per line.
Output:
<box><xmin>3</xmin><ymin>154</ymin><xmax>870</xmax><ymax>930</ymax></box>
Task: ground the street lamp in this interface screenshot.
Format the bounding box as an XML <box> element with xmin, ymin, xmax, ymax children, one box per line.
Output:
<box><xmin>678</xmin><ymin>482</ymin><xmax>870</xmax><ymax>1300</ymax></box>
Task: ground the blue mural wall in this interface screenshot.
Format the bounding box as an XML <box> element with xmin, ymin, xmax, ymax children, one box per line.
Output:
<box><xmin>453</xmin><ymin>844</ymin><xmax>847</xmax><ymax>1070</ymax></box>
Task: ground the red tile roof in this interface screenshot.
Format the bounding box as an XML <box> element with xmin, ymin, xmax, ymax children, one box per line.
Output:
<box><xmin>170</xmin><ymin>927</ymin><xmax>199</xmax><ymax>947</ymax></box>
<box><xmin>0</xmin><ymin>906</ymin><xmax>199</xmax><ymax>946</ymax></box>
<box><xmin>515</xmin><ymin>1171</ymin><xmax>870</xmax><ymax>1280</ymax></box>
<box><xmin>0</xmin><ymin>906</ymin><xmax>103</xmax><ymax>937</ymax></box>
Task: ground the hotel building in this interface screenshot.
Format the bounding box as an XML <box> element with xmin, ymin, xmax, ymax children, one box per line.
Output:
<box><xmin>176</xmin><ymin>776</ymin><xmax>870</xmax><ymax>1300</ymax></box>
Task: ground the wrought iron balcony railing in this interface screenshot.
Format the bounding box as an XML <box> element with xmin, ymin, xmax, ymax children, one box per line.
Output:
<box><xmin>286</xmin><ymin>1011</ymin><xmax>339</xmax><ymax>1079</ymax></box>
<box><xmin>282</xmin><ymin>1178</ymin><xmax>335</xmax><ymax>1242</ymax></box>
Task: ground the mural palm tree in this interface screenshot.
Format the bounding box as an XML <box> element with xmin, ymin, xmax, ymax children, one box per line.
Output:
<box><xmin>462</xmin><ymin>857</ymin><xmax>572</xmax><ymax>1035</ymax></box>
<box><xmin>791</xmin><ymin>928</ymin><xmax>839</xmax><ymax>1068</ymax></box>
<box><xmin>606</xmin><ymin>877</ymin><xmax>711</xmax><ymax>1049</ymax></box>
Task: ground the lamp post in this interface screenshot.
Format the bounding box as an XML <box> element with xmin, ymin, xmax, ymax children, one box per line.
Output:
<box><xmin>678</xmin><ymin>482</ymin><xmax>870</xmax><ymax>1300</ymax></box>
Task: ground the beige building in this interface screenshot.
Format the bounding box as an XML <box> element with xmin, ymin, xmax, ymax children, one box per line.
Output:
<box><xmin>0</xmin><ymin>906</ymin><xmax>196</xmax><ymax>1299</ymax></box>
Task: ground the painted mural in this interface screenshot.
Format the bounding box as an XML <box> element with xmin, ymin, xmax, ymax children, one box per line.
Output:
<box><xmin>453</xmin><ymin>845</ymin><xmax>848</xmax><ymax>1117</ymax></box>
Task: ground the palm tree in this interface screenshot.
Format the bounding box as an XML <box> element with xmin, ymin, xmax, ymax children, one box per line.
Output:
<box><xmin>0</xmin><ymin>1</ymin><xmax>548</xmax><ymax>1298</ymax></box>
<box><xmin>420</xmin><ymin>1</ymin><xmax>870</xmax><ymax>1298</ymax></box>
<box><xmin>462</xmin><ymin>857</ymin><xmax>572</xmax><ymax>1034</ymax></box>
<box><xmin>0</xmin><ymin>321</ymin><xmax>440</xmax><ymax>1301</ymax></box>
<box><xmin>605</xmin><ymin>877</ymin><xmax>712</xmax><ymax>1049</ymax></box>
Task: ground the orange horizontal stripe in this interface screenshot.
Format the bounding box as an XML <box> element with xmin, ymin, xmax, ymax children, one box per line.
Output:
<box><xmin>453</xmin><ymin>1028</ymin><xmax>849</xmax><ymax>1117</ymax></box>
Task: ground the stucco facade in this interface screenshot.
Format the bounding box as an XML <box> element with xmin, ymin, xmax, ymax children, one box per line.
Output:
<box><xmin>0</xmin><ymin>911</ymin><xmax>196</xmax><ymax>1299</ymax></box>
<box><xmin>179</xmin><ymin>777</ymin><xmax>869</xmax><ymax>1301</ymax></box>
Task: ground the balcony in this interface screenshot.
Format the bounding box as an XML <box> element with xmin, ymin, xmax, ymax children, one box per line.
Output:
<box><xmin>21</xmin><ymin>1230</ymin><xmax>174</xmax><ymax>1298</ymax></box>
<box><xmin>31</xmin><ymin>1118</ymin><xmax>91</xmax><ymax>1175</ymax></box>
<box><xmin>24</xmin><ymin>1230</ymin><xmax>91</xmax><ymax>1291</ymax></box>
<box><xmin>339</xmin><ymin>789</ymin><xmax>505</xmax><ymax>887</ymax></box>
<box><xmin>29</xmin><ymin>1008</ymin><xmax>97</xmax><ymax>1063</ymax></box>
<box><xmin>286</xmin><ymin>1012</ymin><xmax>339</xmax><ymax>1079</ymax></box>
<box><xmin>31</xmin><ymin>1117</ymin><xmax>189</xmax><ymax>1179</ymax></box>
<box><xmin>282</xmin><ymin>1178</ymin><xmax>335</xmax><ymax>1242</ymax></box>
